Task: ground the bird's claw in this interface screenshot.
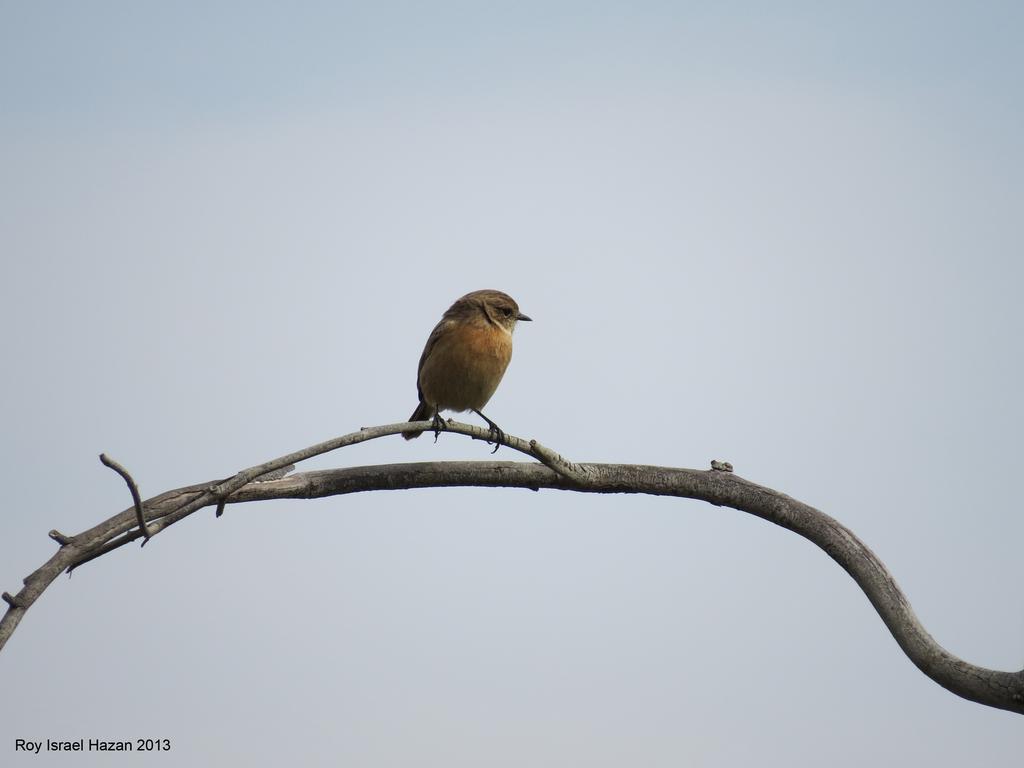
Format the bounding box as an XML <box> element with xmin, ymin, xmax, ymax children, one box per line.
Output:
<box><xmin>471</xmin><ymin>409</ymin><xmax>506</xmax><ymax>453</ymax></box>
<box><xmin>431</xmin><ymin>412</ymin><xmax>448</xmax><ymax>443</ymax></box>
<box><xmin>487</xmin><ymin>424</ymin><xmax>505</xmax><ymax>454</ymax></box>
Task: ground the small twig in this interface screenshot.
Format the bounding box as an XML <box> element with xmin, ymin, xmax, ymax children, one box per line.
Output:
<box><xmin>99</xmin><ymin>453</ymin><xmax>150</xmax><ymax>542</ymax></box>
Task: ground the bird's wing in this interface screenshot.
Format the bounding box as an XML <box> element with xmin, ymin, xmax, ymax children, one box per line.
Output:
<box><xmin>415</xmin><ymin>318</ymin><xmax>452</xmax><ymax>402</ymax></box>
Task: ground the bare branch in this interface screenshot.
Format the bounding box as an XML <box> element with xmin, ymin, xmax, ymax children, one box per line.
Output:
<box><xmin>99</xmin><ymin>453</ymin><xmax>150</xmax><ymax>541</ymax></box>
<box><xmin>2</xmin><ymin>421</ymin><xmax>1021</xmax><ymax>717</ymax></box>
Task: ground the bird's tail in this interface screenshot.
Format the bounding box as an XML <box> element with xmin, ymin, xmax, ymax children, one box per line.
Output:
<box><xmin>402</xmin><ymin>401</ymin><xmax>434</xmax><ymax>440</ymax></box>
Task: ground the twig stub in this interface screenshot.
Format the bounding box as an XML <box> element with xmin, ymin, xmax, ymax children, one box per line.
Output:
<box><xmin>49</xmin><ymin>530</ymin><xmax>73</xmax><ymax>546</ymax></box>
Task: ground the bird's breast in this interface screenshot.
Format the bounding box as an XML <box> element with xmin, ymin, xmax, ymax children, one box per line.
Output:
<box><xmin>419</xmin><ymin>323</ymin><xmax>513</xmax><ymax>412</ymax></box>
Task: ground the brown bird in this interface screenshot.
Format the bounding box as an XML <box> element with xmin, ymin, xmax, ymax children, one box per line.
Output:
<box><xmin>402</xmin><ymin>289</ymin><xmax>531</xmax><ymax>451</ymax></box>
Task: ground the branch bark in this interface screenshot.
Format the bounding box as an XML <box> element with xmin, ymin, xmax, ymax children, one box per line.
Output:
<box><xmin>2</xmin><ymin>421</ymin><xmax>1021</xmax><ymax>716</ymax></box>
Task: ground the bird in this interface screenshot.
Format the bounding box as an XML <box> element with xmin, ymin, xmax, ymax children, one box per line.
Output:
<box><xmin>402</xmin><ymin>289</ymin><xmax>531</xmax><ymax>452</ymax></box>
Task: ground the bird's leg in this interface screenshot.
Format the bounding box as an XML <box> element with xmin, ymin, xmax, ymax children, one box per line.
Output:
<box><xmin>431</xmin><ymin>410</ymin><xmax>447</xmax><ymax>443</ymax></box>
<box><xmin>472</xmin><ymin>409</ymin><xmax>505</xmax><ymax>454</ymax></box>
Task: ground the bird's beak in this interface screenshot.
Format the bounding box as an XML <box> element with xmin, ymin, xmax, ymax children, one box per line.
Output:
<box><xmin>517</xmin><ymin>312</ymin><xmax>532</xmax><ymax>322</ymax></box>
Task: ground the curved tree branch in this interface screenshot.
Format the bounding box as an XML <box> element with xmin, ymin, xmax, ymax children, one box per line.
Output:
<box><xmin>2</xmin><ymin>421</ymin><xmax>1021</xmax><ymax>716</ymax></box>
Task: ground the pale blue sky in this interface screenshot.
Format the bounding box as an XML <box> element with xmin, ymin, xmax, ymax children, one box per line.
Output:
<box><xmin>2</xmin><ymin>2</ymin><xmax>1022</xmax><ymax>766</ymax></box>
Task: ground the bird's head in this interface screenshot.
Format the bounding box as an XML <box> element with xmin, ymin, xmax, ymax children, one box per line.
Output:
<box><xmin>449</xmin><ymin>289</ymin><xmax>531</xmax><ymax>332</ymax></box>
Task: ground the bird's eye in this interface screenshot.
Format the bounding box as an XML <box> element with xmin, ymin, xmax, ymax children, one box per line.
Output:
<box><xmin>502</xmin><ymin>307</ymin><xmax>513</xmax><ymax>316</ymax></box>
